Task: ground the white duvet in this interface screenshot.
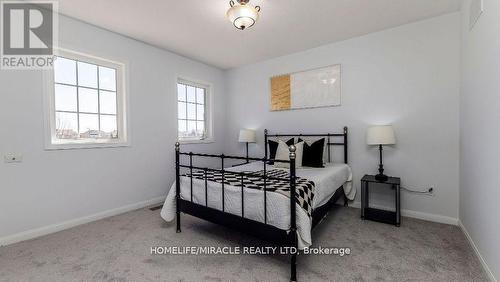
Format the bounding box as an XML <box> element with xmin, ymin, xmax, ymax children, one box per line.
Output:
<box><xmin>161</xmin><ymin>162</ymin><xmax>354</xmax><ymax>248</ymax></box>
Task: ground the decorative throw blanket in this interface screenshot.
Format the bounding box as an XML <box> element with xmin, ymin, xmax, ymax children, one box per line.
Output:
<box><xmin>186</xmin><ymin>169</ymin><xmax>315</xmax><ymax>217</ymax></box>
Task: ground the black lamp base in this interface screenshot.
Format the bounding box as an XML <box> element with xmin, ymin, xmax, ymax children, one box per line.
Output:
<box><xmin>375</xmin><ymin>144</ymin><xmax>388</xmax><ymax>182</ymax></box>
<box><xmin>375</xmin><ymin>173</ymin><xmax>389</xmax><ymax>182</ymax></box>
<box><xmin>245</xmin><ymin>142</ymin><xmax>249</xmax><ymax>163</ymax></box>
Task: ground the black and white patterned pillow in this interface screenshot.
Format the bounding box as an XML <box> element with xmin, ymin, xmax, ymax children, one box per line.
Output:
<box><xmin>267</xmin><ymin>138</ymin><xmax>294</xmax><ymax>164</ymax></box>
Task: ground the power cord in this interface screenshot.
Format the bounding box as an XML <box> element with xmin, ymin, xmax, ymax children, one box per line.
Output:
<box><xmin>401</xmin><ymin>186</ymin><xmax>434</xmax><ymax>195</ymax></box>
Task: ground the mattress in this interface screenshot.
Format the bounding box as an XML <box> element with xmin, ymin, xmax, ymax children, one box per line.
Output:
<box><xmin>161</xmin><ymin>162</ymin><xmax>353</xmax><ymax>248</ymax></box>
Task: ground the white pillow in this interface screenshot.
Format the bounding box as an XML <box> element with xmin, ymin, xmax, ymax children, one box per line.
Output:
<box><xmin>274</xmin><ymin>140</ymin><xmax>304</xmax><ymax>168</ymax></box>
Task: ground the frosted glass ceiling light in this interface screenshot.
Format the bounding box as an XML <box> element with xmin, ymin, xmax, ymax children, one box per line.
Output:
<box><xmin>227</xmin><ymin>0</ymin><xmax>261</xmax><ymax>30</ymax></box>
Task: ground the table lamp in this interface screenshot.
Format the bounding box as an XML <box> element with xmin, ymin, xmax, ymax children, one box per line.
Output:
<box><xmin>366</xmin><ymin>125</ymin><xmax>396</xmax><ymax>182</ymax></box>
<box><xmin>239</xmin><ymin>129</ymin><xmax>256</xmax><ymax>163</ymax></box>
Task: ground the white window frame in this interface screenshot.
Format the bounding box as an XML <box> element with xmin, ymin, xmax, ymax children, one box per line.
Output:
<box><xmin>176</xmin><ymin>77</ymin><xmax>214</xmax><ymax>144</ymax></box>
<box><xmin>43</xmin><ymin>48</ymin><xmax>129</xmax><ymax>150</ymax></box>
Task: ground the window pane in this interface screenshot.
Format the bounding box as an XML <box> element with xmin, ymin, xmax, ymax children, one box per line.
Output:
<box><xmin>78</xmin><ymin>88</ymin><xmax>98</xmax><ymax>113</ymax></box>
<box><xmin>100</xmin><ymin>115</ymin><xmax>118</xmax><ymax>138</ymax></box>
<box><xmin>187</xmin><ymin>86</ymin><xmax>196</xmax><ymax>103</ymax></box>
<box><xmin>99</xmin><ymin>66</ymin><xmax>116</xmax><ymax>91</ymax></box>
<box><xmin>196</xmin><ymin>104</ymin><xmax>204</xmax><ymax>120</ymax></box>
<box><xmin>187</xmin><ymin>103</ymin><xmax>196</xmax><ymax>120</ymax></box>
<box><xmin>196</xmin><ymin>88</ymin><xmax>205</xmax><ymax>104</ymax></box>
<box><xmin>187</xmin><ymin>120</ymin><xmax>196</xmax><ymax>136</ymax></box>
<box><xmin>51</xmin><ymin>52</ymin><xmax>126</xmax><ymax>146</ymax></box>
<box><xmin>178</xmin><ymin>102</ymin><xmax>186</xmax><ymax>119</ymax></box>
<box><xmin>196</xmin><ymin>121</ymin><xmax>205</xmax><ymax>136</ymax></box>
<box><xmin>178</xmin><ymin>120</ymin><xmax>187</xmax><ymax>135</ymax></box>
<box><xmin>55</xmin><ymin>112</ymin><xmax>78</xmax><ymax>139</ymax></box>
<box><xmin>54</xmin><ymin>57</ymin><xmax>76</xmax><ymax>85</ymax></box>
<box><xmin>78</xmin><ymin>113</ymin><xmax>99</xmax><ymax>135</ymax></box>
<box><xmin>55</xmin><ymin>84</ymin><xmax>77</xmax><ymax>112</ymax></box>
<box><xmin>77</xmin><ymin>61</ymin><xmax>97</xmax><ymax>88</ymax></box>
<box><xmin>100</xmin><ymin>90</ymin><xmax>117</xmax><ymax>114</ymax></box>
<box><xmin>177</xmin><ymin>84</ymin><xmax>186</xmax><ymax>101</ymax></box>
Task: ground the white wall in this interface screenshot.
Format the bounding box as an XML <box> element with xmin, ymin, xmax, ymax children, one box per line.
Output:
<box><xmin>224</xmin><ymin>13</ymin><xmax>461</xmax><ymax>222</ymax></box>
<box><xmin>0</xmin><ymin>14</ymin><xmax>226</xmax><ymax>241</ymax></box>
<box><xmin>460</xmin><ymin>0</ymin><xmax>500</xmax><ymax>279</ymax></box>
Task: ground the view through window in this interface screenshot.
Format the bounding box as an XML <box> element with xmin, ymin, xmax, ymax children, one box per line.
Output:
<box><xmin>53</xmin><ymin>56</ymin><xmax>119</xmax><ymax>141</ymax></box>
<box><xmin>177</xmin><ymin>81</ymin><xmax>208</xmax><ymax>141</ymax></box>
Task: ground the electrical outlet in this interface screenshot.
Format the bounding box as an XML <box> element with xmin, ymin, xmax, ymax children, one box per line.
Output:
<box><xmin>428</xmin><ymin>187</ymin><xmax>435</xmax><ymax>196</ymax></box>
<box><xmin>4</xmin><ymin>154</ymin><xmax>23</xmax><ymax>163</ymax></box>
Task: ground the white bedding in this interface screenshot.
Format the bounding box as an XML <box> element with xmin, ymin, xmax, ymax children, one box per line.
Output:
<box><xmin>161</xmin><ymin>162</ymin><xmax>354</xmax><ymax>248</ymax></box>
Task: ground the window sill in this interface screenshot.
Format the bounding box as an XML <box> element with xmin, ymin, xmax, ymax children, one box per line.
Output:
<box><xmin>178</xmin><ymin>138</ymin><xmax>215</xmax><ymax>145</ymax></box>
<box><xmin>45</xmin><ymin>140</ymin><xmax>130</xmax><ymax>150</ymax></box>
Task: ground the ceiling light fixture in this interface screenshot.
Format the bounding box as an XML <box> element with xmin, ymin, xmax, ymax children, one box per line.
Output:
<box><xmin>226</xmin><ymin>0</ymin><xmax>261</xmax><ymax>30</ymax></box>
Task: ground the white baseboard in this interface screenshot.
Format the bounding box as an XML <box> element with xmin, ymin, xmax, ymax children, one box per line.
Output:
<box><xmin>0</xmin><ymin>196</ymin><xmax>165</xmax><ymax>247</ymax></box>
<box><xmin>349</xmin><ymin>201</ymin><xmax>459</xmax><ymax>225</ymax></box>
<box><xmin>458</xmin><ymin>221</ymin><xmax>497</xmax><ymax>282</ymax></box>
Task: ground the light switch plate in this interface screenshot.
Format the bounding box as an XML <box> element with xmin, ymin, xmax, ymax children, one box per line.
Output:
<box><xmin>4</xmin><ymin>154</ymin><xmax>23</xmax><ymax>163</ymax></box>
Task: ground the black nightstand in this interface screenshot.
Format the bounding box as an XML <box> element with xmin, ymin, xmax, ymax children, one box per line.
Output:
<box><xmin>361</xmin><ymin>175</ymin><xmax>401</xmax><ymax>226</ymax></box>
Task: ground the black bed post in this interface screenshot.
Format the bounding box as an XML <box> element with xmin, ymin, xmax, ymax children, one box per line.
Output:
<box><xmin>343</xmin><ymin>127</ymin><xmax>349</xmax><ymax>207</ymax></box>
<box><xmin>175</xmin><ymin>142</ymin><xmax>181</xmax><ymax>233</ymax></box>
<box><xmin>343</xmin><ymin>127</ymin><xmax>348</xmax><ymax>164</ymax></box>
<box><xmin>289</xmin><ymin>145</ymin><xmax>297</xmax><ymax>282</ymax></box>
<box><xmin>264</xmin><ymin>129</ymin><xmax>268</xmax><ymax>159</ymax></box>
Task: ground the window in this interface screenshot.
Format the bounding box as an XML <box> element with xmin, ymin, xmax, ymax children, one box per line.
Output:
<box><xmin>177</xmin><ymin>79</ymin><xmax>212</xmax><ymax>142</ymax></box>
<box><xmin>44</xmin><ymin>50</ymin><xmax>127</xmax><ymax>149</ymax></box>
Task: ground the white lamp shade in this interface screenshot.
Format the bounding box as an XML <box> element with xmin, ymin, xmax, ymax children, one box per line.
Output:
<box><xmin>226</xmin><ymin>4</ymin><xmax>259</xmax><ymax>30</ymax></box>
<box><xmin>239</xmin><ymin>129</ymin><xmax>256</xmax><ymax>143</ymax></box>
<box><xmin>366</xmin><ymin>125</ymin><xmax>396</xmax><ymax>145</ymax></box>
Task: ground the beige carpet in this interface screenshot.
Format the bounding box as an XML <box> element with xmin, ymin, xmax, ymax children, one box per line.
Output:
<box><xmin>0</xmin><ymin>206</ymin><xmax>487</xmax><ymax>281</ymax></box>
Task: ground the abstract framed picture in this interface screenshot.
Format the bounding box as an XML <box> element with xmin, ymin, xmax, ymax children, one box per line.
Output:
<box><xmin>270</xmin><ymin>64</ymin><xmax>341</xmax><ymax>111</ymax></box>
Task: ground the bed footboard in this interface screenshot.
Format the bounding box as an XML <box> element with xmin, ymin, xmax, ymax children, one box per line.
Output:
<box><xmin>174</xmin><ymin>142</ymin><xmax>299</xmax><ymax>281</ymax></box>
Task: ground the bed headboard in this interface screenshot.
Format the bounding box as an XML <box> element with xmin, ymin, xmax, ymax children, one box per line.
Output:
<box><xmin>264</xmin><ymin>126</ymin><xmax>348</xmax><ymax>164</ymax></box>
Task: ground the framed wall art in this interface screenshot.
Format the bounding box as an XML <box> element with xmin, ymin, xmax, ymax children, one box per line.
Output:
<box><xmin>270</xmin><ymin>64</ymin><xmax>341</xmax><ymax>111</ymax></box>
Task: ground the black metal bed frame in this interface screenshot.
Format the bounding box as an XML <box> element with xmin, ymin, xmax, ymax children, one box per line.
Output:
<box><xmin>175</xmin><ymin>127</ymin><xmax>348</xmax><ymax>282</ymax></box>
